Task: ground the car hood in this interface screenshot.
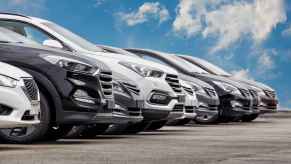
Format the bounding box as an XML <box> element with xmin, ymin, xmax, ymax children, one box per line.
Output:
<box><xmin>179</xmin><ymin>73</ymin><xmax>215</xmax><ymax>89</ymax></box>
<box><xmin>0</xmin><ymin>43</ymin><xmax>111</xmax><ymax>72</ymax></box>
<box><xmin>83</xmin><ymin>51</ymin><xmax>179</xmax><ymax>75</ymax></box>
<box><xmin>195</xmin><ymin>73</ymin><xmax>250</xmax><ymax>89</ymax></box>
<box><xmin>0</xmin><ymin>62</ymin><xmax>31</xmax><ymax>80</ymax></box>
<box><xmin>231</xmin><ymin>77</ymin><xmax>274</xmax><ymax>91</ymax></box>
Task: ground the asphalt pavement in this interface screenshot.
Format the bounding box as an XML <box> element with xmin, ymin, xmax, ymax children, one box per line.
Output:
<box><xmin>0</xmin><ymin>114</ymin><xmax>291</xmax><ymax>164</ymax></box>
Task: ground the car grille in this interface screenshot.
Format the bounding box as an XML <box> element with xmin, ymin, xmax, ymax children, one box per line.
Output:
<box><xmin>172</xmin><ymin>104</ymin><xmax>184</xmax><ymax>112</ymax></box>
<box><xmin>185</xmin><ymin>106</ymin><xmax>195</xmax><ymax>113</ymax></box>
<box><xmin>23</xmin><ymin>78</ymin><xmax>39</xmax><ymax>101</ymax></box>
<box><xmin>249</xmin><ymin>89</ymin><xmax>258</xmax><ymax>98</ymax></box>
<box><xmin>182</xmin><ymin>86</ymin><xmax>194</xmax><ymax>95</ymax></box>
<box><xmin>204</xmin><ymin>87</ymin><xmax>216</xmax><ymax>97</ymax></box>
<box><xmin>99</xmin><ymin>71</ymin><xmax>113</xmax><ymax>98</ymax></box>
<box><xmin>122</xmin><ymin>82</ymin><xmax>140</xmax><ymax>95</ymax></box>
<box><xmin>264</xmin><ymin>90</ymin><xmax>276</xmax><ymax>98</ymax></box>
<box><xmin>165</xmin><ymin>74</ymin><xmax>182</xmax><ymax>93</ymax></box>
<box><xmin>239</xmin><ymin>88</ymin><xmax>251</xmax><ymax>98</ymax></box>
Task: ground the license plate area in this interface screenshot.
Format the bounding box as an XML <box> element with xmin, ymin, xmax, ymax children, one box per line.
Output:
<box><xmin>107</xmin><ymin>100</ymin><xmax>115</xmax><ymax>109</ymax></box>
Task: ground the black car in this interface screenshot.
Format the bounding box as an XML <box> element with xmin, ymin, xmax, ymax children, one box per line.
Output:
<box><xmin>126</xmin><ymin>49</ymin><xmax>256</xmax><ymax>122</ymax></box>
<box><xmin>0</xmin><ymin>27</ymin><xmax>142</xmax><ymax>143</ymax></box>
<box><xmin>179</xmin><ymin>55</ymin><xmax>277</xmax><ymax>121</ymax></box>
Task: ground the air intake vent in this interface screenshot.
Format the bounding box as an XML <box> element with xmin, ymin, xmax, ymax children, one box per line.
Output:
<box><xmin>182</xmin><ymin>86</ymin><xmax>193</xmax><ymax>95</ymax></box>
<box><xmin>122</xmin><ymin>82</ymin><xmax>140</xmax><ymax>95</ymax></box>
<box><xmin>172</xmin><ymin>104</ymin><xmax>184</xmax><ymax>112</ymax></box>
<box><xmin>99</xmin><ymin>71</ymin><xmax>113</xmax><ymax>98</ymax></box>
<box><xmin>204</xmin><ymin>87</ymin><xmax>216</xmax><ymax>97</ymax></box>
<box><xmin>165</xmin><ymin>74</ymin><xmax>182</xmax><ymax>93</ymax></box>
<box><xmin>264</xmin><ymin>90</ymin><xmax>276</xmax><ymax>98</ymax></box>
<box><xmin>23</xmin><ymin>79</ymin><xmax>39</xmax><ymax>101</ymax></box>
<box><xmin>239</xmin><ymin>88</ymin><xmax>251</xmax><ymax>97</ymax></box>
<box><xmin>249</xmin><ymin>89</ymin><xmax>258</xmax><ymax>98</ymax></box>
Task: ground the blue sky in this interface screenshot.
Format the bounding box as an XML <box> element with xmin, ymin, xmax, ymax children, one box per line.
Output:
<box><xmin>1</xmin><ymin>0</ymin><xmax>291</xmax><ymax>109</ymax></box>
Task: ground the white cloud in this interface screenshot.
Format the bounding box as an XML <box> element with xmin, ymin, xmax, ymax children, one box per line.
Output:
<box><xmin>282</xmin><ymin>25</ymin><xmax>291</xmax><ymax>37</ymax></box>
<box><xmin>252</xmin><ymin>48</ymin><xmax>278</xmax><ymax>79</ymax></box>
<box><xmin>231</xmin><ymin>69</ymin><xmax>253</xmax><ymax>80</ymax></box>
<box><xmin>95</xmin><ymin>0</ymin><xmax>106</xmax><ymax>7</ymax></box>
<box><xmin>258</xmin><ymin>52</ymin><xmax>274</xmax><ymax>70</ymax></box>
<box><xmin>278</xmin><ymin>105</ymin><xmax>291</xmax><ymax>111</ymax></box>
<box><xmin>0</xmin><ymin>0</ymin><xmax>46</xmax><ymax>15</ymax></box>
<box><xmin>118</xmin><ymin>2</ymin><xmax>170</xmax><ymax>26</ymax></box>
<box><xmin>173</xmin><ymin>0</ymin><xmax>287</xmax><ymax>53</ymax></box>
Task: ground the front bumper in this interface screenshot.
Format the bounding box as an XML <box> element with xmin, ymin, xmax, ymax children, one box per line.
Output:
<box><xmin>258</xmin><ymin>98</ymin><xmax>278</xmax><ymax>114</ymax></box>
<box><xmin>92</xmin><ymin>111</ymin><xmax>143</xmax><ymax>124</ymax></box>
<box><xmin>219</xmin><ymin>94</ymin><xmax>253</xmax><ymax>118</ymax></box>
<box><xmin>195</xmin><ymin>93</ymin><xmax>219</xmax><ymax>119</ymax></box>
<box><xmin>0</xmin><ymin>85</ymin><xmax>40</xmax><ymax>128</ymax></box>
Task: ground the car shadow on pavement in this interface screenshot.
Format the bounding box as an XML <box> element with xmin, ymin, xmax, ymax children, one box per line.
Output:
<box><xmin>0</xmin><ymin>146</ymin><xmax>28</xmax><ymax>151</ymax></box>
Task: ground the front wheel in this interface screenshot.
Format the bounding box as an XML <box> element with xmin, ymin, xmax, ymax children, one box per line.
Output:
<box><xmin>0</xmin><ymin>91</ymin><xmax>51</xmax><ymax>144</ymax></box>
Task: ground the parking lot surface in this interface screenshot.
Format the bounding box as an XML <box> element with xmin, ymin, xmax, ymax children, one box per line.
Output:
<box><xmin>0</xmin><ymin>115</ymin><xmax>291</xmax><ymax>164</ymax></box>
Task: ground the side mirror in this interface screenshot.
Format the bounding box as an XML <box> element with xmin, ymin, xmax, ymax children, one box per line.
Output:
<box><xmin>42</xmin><ymin>39</ymin><xmax>63</xmax><ymax>49</ymax></box>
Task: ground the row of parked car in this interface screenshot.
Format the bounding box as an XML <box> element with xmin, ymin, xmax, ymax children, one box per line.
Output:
<box><xmin>0</xmin><ymin>13</ymin><xmax>278</xmax><ymax>144</ymax></box>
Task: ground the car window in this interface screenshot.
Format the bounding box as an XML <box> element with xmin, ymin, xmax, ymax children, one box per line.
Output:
<box><xmin>0</xmin><ymin>20</ymin><xmax>72</xmax><ymax>50</ymax></box>
<box><xmin>0</xmin><ymin>20</ymin><xmax>50</xmax><ymax>43</ymax></box>
<box><xmin>23</xmin><ymin>26</ymin><xmax>51</xmax><ymax>43</ymax></box>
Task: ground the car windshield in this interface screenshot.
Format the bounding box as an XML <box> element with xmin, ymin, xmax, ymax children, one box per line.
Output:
<box><xmin>99</xmin><ymin>45</ymin><xmax>140</xmax><ymax>58</ymax></box>
<box><xmin>43</xmin><ymin>22</ymin><xmax>104</xmax><ymax>52</ymax></box>
<box><xmin>190</xmin><ymin>57</ymin><xmax>231</xmax><ymax>76</ymax></box>
<box><xmin>164</xmin><ymin>54</ymin><xmax>209</xmax><ymax>74</ymax></box>
<box><xmin>0</xmin><ymin>27</ymin><xmax>39</xmax><ymax>45</ymax></box>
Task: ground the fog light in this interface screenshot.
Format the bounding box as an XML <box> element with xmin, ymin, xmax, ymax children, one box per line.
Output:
<box><xmin>149</xmin><ymin>93</ymin><xmax>170</xmax><ymax>105</ymax></box>
<box><xmin>74</xmin><ymin>98</ymin><xmax>95</xmax><ymax>104</ymax></box>
<box><xmin>73</xmin><ymin>90</ymin><xmax>95</xmax><ymax>104</ymax></box>
<box><xmin>231</xmin><ymin>101</ymin><xmax>243</xmax><ymax>108</ymax></box>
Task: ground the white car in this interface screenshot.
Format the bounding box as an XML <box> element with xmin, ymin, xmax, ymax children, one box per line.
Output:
<box><xmin>100</xmin><ymin>45</ymin><xmax>198</xmax><ymax>126</ymax></box>
<box><xmin>0</xmin><ymin>13</ymin><xmax>186</xmax><ymax>132</ymax></box>
<box><xmin>0</xmin><ymin>62</ymin><xmax>40</xmax><ymax>128</ymax></box>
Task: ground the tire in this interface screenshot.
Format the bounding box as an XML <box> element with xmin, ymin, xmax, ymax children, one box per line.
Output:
<box><xmin>241</xmin><ymin>114</ymin><xmax>259</xmax><ymax>122</ymax></box>
<box><xmin>0</xmin><ymin>91</ymin><xmax>51</xmax><ymax>144</ymax></box>
<box><xmin>194</xmin><ymin>113</ymin><xmax>219</xmax><ymax>124</ymax></box>
<box><xmin>146</xmin><ymin>120</ymin><xmax>167</xmax><ymax>131</ymax></box>
<box><xmin>66</xmin><ymin>124</ymin><xmax>110</xmax><ymax>139</ymax></box>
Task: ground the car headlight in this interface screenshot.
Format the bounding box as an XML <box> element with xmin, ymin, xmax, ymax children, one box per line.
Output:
<box><xmin>113</xmin><ymin>81</ymin><xmax>125</xmax><ymax>93</ymax></box>
<box><xmin>119</xmin><ymin>62</ymin><xmax>164</xmax><ymax>78</ymax></box>
<box><xmin>185</xmin><ymin>82</ymin><xmax>207</xmax><ymax>95</ymax></box>
<box><xmin>0</xmin><ymin>75</ymin><xmax>17</xmax><ymax>88</ymax></box>
<box><xmin>213</xmin><ymin>81</ymin><xmax>241</xmax><ymax>95</ymax></box>
<box><xmin>41</xmin><ymin>55</ymin><xmax>100</xmax><ymax>75</ymax></box>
